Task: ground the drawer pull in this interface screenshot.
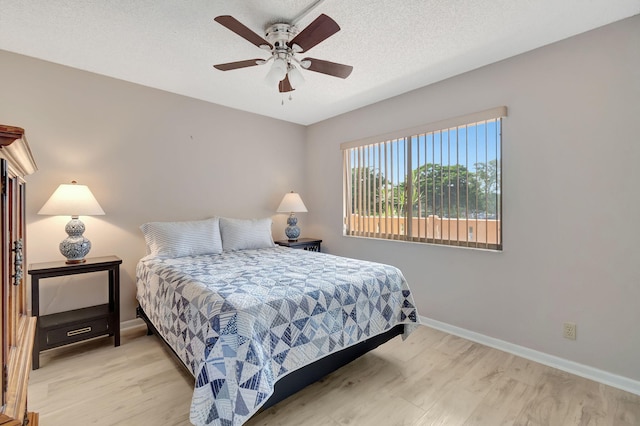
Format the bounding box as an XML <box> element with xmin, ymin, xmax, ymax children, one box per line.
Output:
<box><xmin>67</xmin><ymin>327</ymin><xmax>92</xmax><ymax>337</ymax></box>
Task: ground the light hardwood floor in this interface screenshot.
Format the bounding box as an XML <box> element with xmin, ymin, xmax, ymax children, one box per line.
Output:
<box><xmin>29</xmin><ymin>324</ymin><xmax>640</xmax><ymax>425</ymax></box>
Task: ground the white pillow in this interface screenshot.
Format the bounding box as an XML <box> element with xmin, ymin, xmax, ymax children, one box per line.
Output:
<box><xmin>219</xmin><ymin>217</ymin><xmax>275</xmax><ymax>251</ymax></box>
<box><xmin>140</xmin><ymin>218</ymin><xmax>223</xmax><ymax>258</ymax></box>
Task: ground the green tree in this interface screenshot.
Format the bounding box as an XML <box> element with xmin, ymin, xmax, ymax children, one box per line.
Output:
<box><xmin>473</xmin><ymin>159</ymin><xmax>500</xmax><ymax>216</ymax></box>
<box><xmin>397</xmin><ymin>163</ymin><xmax>480</xmax><ymax>218</ymax></box>
<box><xmin>350</xmin><ymin>160</ymin><xmax>500</xmax><ymax>220</ymax></box>
<box><xmin>350</xmin><ymin>166</ymin><xmax>388</xmax><ymax>215</ymax></box>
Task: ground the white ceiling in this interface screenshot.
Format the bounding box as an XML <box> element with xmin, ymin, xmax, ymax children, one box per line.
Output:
<box><xmin>1</xmin><ymin>1</ymin><xmax>638</xmax><ymax>125</ymax></box>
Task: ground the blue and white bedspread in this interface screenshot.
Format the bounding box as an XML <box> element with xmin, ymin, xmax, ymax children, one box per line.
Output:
<box><xmin>136</xmin><ymin>247</ymin><xmax>418</xmax><ymax>426</ymax></box>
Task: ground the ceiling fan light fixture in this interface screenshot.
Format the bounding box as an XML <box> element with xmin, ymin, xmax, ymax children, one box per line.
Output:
<box><xmin>265</xmin><ymin>58</ymin><xmax>288</xmax><ymax>87</ymax></box>
<box><xmin>273</xmin><ymin>57</ymin><xmax>288</xmax><ymax>72</ymax></box>
<box><xmin>288</xmin><ymin>65</ymin><xmax>305</xmax><ymax>89</ymax></box>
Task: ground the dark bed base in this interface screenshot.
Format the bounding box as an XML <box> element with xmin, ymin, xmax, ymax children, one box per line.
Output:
<box><xmin>136</xmin><ymin>305</ymin><xmax>403</xmax><ymax>412</ymax></box>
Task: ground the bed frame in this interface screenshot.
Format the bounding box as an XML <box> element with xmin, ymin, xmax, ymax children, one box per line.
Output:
<box><xmin>136</xmin><ymin>305</ymin><xmax>403</xmax><ymax>412</ymax></box>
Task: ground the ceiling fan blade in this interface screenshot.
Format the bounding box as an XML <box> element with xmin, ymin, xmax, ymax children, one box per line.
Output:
<box><xmin>213</xmin><ymin>59</ymin><xmax>264</xmax><ymax>71</ymax></box>
<box><xmin>214</xmin><ymin>15</ymin><xmax>272</xmax><ymax>49</ymax></box>
<box><xmin>288</xmin><ymin>14</ymin><xmax>340</xmax><ymax>53</ymax></box>
<box><xmin>303</xmin><ymin>58</ymin><xmax>353</xmax><ymax>79</ymax></box>
<box><xmin>279</xmin><ymin>75</ymin><xmax>294</xmax><ymax>93</ymax></box>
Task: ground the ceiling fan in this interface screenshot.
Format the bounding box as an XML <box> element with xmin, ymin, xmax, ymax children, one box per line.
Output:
<box><xmin>213</xmin><ymin>13</ymin><xmax>353</xmax><ymax>93</ymax></box>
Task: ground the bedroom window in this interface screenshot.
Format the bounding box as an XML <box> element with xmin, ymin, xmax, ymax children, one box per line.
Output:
<box><xmin>341</xmin><ymin>106</ymin><xmax>506</xmax><ymax>250</ymax></box>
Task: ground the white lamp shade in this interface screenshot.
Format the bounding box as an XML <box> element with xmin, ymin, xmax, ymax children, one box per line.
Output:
<box><xmin>287</xmin><ymin>66</ymin><xmax>305</xmax><ymax>89</ymax></box>
<box><xmin>265</xmin><ymin>58</ymin><xmax>288</xmax><ymax>87</ymax></box>
<box><xmin>277</xmin><ymin>192</ymin><xmax>308</xmax><ymax>213</ymax></box>
<box><xmin>38</xmin><ymin>182</ymin><xmax>105</xmax><ymax>216</ymax></box>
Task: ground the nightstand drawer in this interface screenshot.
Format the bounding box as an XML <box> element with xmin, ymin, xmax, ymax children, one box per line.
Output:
<box><xmin>39</xmin><ymin>304</ymin><xmax>112</xmax><ymax>349</ymax></box>
<box><xmin>43</xmin><ymin>317</ymin><xmax>110</xmax><ymax>347</ymax></box>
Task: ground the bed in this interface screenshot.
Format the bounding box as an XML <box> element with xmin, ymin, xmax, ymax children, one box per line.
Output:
<box><xmin>135</xmin><ymin>217</ymin><xmax>419</xmax><ymax>426</ymax></box>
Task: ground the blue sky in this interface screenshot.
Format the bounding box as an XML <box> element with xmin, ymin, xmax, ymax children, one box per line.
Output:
<box><xmin>349</xmin><ymin>119</ymin><xmax>501</xmax><ymax>184</ymax></box>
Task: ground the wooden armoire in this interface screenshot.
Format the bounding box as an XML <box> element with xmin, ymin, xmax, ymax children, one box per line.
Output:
<box><xmin>0</xmin><ymin>125</ymin><xmax>38</xmax><ymax>425</ymax></box>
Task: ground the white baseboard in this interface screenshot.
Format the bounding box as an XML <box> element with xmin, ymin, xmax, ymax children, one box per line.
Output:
<box><xmin>419</xmin><ymin>315</ymin><xmax>640</xmax><ymax>396</ymax></box>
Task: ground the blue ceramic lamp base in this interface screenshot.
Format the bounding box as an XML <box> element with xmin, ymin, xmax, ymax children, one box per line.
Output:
<box><xmin>285</xmin><ymin>213</ymin><xmax>301</xmax><ymax>241</ymax></box>
<box><xmin>60</xmin><ymin>217</ymin><xmax>91</xmax><ymax>264</ymax></box>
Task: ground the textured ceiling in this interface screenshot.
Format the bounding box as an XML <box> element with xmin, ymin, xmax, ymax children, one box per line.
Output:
<box><xmin>0</xmin><ymin>0</ymin><xmax>638</xmax><ymax>125</ymax></box>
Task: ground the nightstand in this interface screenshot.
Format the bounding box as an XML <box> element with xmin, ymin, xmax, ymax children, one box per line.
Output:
<box><xmin>28</xmin><ymin>255</ymin><xmax>122</xmax><ymax>369</ymax></box>
<box><xmin>274</xmin><ymin>238</ymin><xmax>322</xmax><ymax>252</ymax></box>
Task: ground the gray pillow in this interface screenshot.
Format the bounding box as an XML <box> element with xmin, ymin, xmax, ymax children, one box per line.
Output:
<box><xmin>219</xmin><ymin>217</ymin><xmax>275</xmax><ymax>251</ymax></box>
<box><xmin>140</xmin><ymin>218</ymin><xmax>222</xmax><ymax>257</ymax></box>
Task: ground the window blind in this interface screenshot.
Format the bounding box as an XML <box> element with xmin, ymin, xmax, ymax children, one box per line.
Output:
<box><xmin>342</xmin><ymin>107</ymin><xmax>506</xmax><ymax>250</ymax></box>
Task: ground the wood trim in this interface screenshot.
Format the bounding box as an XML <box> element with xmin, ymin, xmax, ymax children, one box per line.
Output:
<box><xmin>0</xmin><ymin>413</ymin><xmax>22</xmax><ymax>425</ymax></box>
<box><xmin>27</xmin><ymin>411</ymin><xmax>39</xmax><ymax>426</ymax></box>
<box><xmin>1</xmin><ymin>158</ymin><xmax>8</xmax><ymax>413</ymax></box>
<box><xmin>3</xmin><ymin>316</ymin><xmax>36</xmax><ymax>422</ymax></box>
<box><xmin>0</xmin><ymin>126</ymin><xmax>38</xmax><ymax>422</ymax></box>
<box><xmin>0</xmin><ymin>125</ymin><xmax>37</xmax><ymax>177</ymax></box>
<box><xmin>0</xmin><ymin>126</ymin><xmax>24</xmax><ymax>147</ymax></box>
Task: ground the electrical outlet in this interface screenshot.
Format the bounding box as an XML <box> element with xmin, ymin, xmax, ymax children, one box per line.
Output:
<box><xmin>563</xmin><ymin>322</ymin><xmax>576</xmax><ymax>340</ymax></box>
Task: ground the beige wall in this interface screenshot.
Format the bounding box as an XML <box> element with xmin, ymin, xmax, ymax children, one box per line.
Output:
<box><xmin>1</xmin><ymin>14</ymin><xmax>638</xmax><ymax>388</ymax></box>
<box><xmin>306</xmin><ymin>15</ymin><xmax>640</xmax><ymax>382</ymax></box>
<box><xmin>0</xmin><ymin>50</ymin><xmax>307</xmax><ymax>321</ymax></box>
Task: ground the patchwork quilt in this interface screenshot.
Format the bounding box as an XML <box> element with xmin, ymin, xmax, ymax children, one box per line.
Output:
<box><xmin>136</xmin><ymin>247</ymin><xmax>418</xmax><ymax>426</ymax></box>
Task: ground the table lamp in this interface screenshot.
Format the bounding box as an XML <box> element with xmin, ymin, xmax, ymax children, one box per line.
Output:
<box><xmin>38</xmin><ymin>181</ymin><xmax>105</xmax><ymax>264</ymax></box>
<box><xmin>276</xmin><ymin>191</ymin><xmax>308</xmax><ymax>241</ymax></box>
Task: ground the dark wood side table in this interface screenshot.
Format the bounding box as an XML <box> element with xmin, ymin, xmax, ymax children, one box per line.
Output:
<box><xmin>28</xmin><ymin>255</ymin><xmax>122</xmax><ymax>369</ymax></box>
<box><xmin>274</xmin><ymin>238</ymin><xmax>322</xmax><ymax>252</ymax></box>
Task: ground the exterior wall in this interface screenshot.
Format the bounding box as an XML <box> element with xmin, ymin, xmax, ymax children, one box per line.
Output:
<box><xmin>346</xmin><ymin>215</ymin><xmax>500</xmax><ymax>246</ymax></box>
